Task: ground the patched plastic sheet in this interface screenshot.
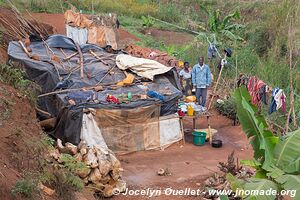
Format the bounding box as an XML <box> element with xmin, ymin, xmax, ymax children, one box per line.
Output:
<box><xmin>94</xmin><ymin>105</ymin><xmax>160</xmax><ymax>153</ymax></box>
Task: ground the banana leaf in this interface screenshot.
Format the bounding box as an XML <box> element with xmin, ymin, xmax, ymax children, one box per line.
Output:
<box><xmin>244</xmin><ymin>178</ymin><xmax>278</xmax><ymax>200</ymax></box>
<box><xmin>274</xmin><ymin>129</ymin><xmax>300</xmax><ymax>174</ymax></box>
<box><xmin>276</xmin><ymin>175</ymin><xmax>300</xmax><ymax>200</ymax></box>
<box><xmin>234</xmin><ymin>87</ymin><xmax>278</xmax><ymax>171</ymax></box>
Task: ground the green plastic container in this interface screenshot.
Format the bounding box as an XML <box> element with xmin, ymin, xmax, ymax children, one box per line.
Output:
<box><xmin>192</xmin><ymin>131</ymin><xmax>207</xmax><ymax>146</ymax></box>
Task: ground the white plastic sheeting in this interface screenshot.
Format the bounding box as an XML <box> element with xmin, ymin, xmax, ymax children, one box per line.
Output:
<box><xmin>81</xmin><ymin>112</ymin><xmax>109</xmax><ymax>154</ymax></box>
<box><xmin>66</xmin><ymin>25</ymin><xmax>88</xmax><ymax>45</ymax></box>
<box><xmin>159</xmin><ymin>114</ymin><xmax>183</xmax><ymax>149</ymax></box>
<box><xmin>116</xmin><ymin>54</ymin><xmax>172</xmax><ymax>80</ymax></box>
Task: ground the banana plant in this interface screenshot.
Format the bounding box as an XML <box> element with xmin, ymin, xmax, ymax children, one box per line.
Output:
<box><xmin>141</xmin><ymin>15</ymin><xmax>154</xmax><ymax>35</ymax></box>
<box><xmin>229</xmin><ymin>87</ymin><xmax>300</xmax><ymax>200</ymax></box>
<box><xmin>199</xmin><ymin>5</ymin><xmax>244</xmax><ymax>43</ymax></box>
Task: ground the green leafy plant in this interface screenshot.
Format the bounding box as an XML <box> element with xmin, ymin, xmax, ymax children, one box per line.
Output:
<box><xmin>141</xmin><ymin>15</ymin><xmax>154</xmax><ymax>28</ymax></box>
<box><xmin>59</xmin><ymin>153</ymin><xmax>89</xmax><ymax>176</ymax></box>
<box><xmin>199</xmin><ymin>5</ymin><xmax>245</xmax><ymax>43</ymax></box>
<box><xmin>229</xmin><ymin>87</ymin><xmax>300</xmax><ymax>200</ymax></box>
<box><xmin>214</xmin><ymin>97</ymin><xmax>237</xmax><ymax>120</ymax></box>
<box><xmin>11</xmin><ymin>179</ymin><xmax>38</xmax><ymax>198</ymax></box>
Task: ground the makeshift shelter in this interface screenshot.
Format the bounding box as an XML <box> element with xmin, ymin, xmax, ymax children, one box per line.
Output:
<box><xmin>65</xmin><ymin>10</ymin><xmax>119</xmax><ymax>49</ymax></box>
<box><xmin>8</xmin><ymin>35</ymin><xmax>183</xmax><ymax>154</ymax></box>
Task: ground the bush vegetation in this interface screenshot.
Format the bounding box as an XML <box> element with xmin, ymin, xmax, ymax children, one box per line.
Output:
<box><xmin>3</xmin><ymin>0</ymin><xmax>299</xmax><ymax>129</ymax></box>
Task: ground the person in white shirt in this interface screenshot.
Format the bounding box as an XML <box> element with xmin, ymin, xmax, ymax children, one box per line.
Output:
<box><xmin>179</xmin><ymin>62</ymin><xmax>192</xmax><ymax>96</ymax></box>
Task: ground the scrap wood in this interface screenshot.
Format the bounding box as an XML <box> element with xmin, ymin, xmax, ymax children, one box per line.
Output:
<box><xmin>39</xmin><ymin>118</ymin><xmax>56</xmax><ymax>129</ymax></box>
<box><xmin>75</xmin><ymin>42</ymin><xmax>84</xmax><ymax>78</ymax></box>
<box><xmin>37</xmin><ymin>82</ymin><xmax>117</xmax><ymax>98</ymax></box>
<box><xmin>89</xmin><ymin>50</ymin><xmax>109</xmax><ymax>65</ymax></box>
<box><xmin>18</xmin><ymin>40</ymin><xmax>40</xmax><ymax>60</ymax></box>
<box><xmin>208</xmin><ymin>55</ymin><xmax>227</xmax><ymax>110</ymax></box>
<box><xmin>35</xmin><ymin>106</ymin><xmax>52</xmax><ymax>117</ymax></box>
<box><xmin>63</xmin><ymin>51</ymin><xmax>78</xmax><ymax>61</ymax></box>
<box><xmin>96</xmin><ymin>65</ymin><xmax>116</xmax><ymax>85</ymax></box>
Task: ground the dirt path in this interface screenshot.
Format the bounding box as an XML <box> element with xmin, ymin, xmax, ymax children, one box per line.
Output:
<box><xmin>112</xmin><ymin>111</ymin><xmax>252</xmax><ymax>199</ymax></box>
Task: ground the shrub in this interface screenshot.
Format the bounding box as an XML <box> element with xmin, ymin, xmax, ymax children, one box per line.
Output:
<box><xmin>11</xmin><ymin>179</ymin><xmax>38</xmax><ymax>198</ymax></box>
<box><xmin>214</xmin><ymin>96</ymin><xmax>237</xmax><ymax>120</ymax></box>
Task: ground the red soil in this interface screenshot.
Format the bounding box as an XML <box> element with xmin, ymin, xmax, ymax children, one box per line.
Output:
<box><xmin>0</xmin><ymin>83</ymin><xmax>50</xmax><ymax>200</ymax></box>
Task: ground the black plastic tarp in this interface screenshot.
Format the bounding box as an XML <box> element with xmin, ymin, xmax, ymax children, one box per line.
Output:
<box><xmin>7</xmin><ymin>35</ymin><xmax>182</xmax><ymax>144</ymax></box>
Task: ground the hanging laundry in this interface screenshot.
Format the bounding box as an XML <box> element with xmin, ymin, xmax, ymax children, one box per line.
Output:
<box><xmin>274</xmin><ymin>89</ymin><xmax>286</xmax><ymax>112</ymax></box>
<box><xmin>208</xmin><ymin>43</ymin><xmax>217</xmax><ymax>59</ymax></box>
<box><xmin>247</xmin><ymin>76</ymin><xmax>266</xmax><ymax>106</ymax></box>
<box><xmin>269</xmin><ymin>88</ymin><xmax>286</xmax><ymax>114</ymax></box>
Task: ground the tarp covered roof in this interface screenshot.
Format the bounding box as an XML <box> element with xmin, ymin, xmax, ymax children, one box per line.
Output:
<box><xmin>8</xmin><ymin>34</ymin><xmax>182</xmax><ymax>117</ymax></box>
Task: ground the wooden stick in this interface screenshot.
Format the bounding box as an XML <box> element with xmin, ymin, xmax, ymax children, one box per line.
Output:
<box><xmin>35</xmin><ymin>107</ymin><xmax>52</xmax><ymax>117</ymax></box>
<box><xmin>89</xmin><ymin>50</ymin><xmax>109</xmax><ymax>65</ymax></box>
<box><xmin>96</xmin><ymin>65</ymin><xmax>116</xmax><ymax>85</ymax></box>
<box><xmin>18</xmin><ymin>40</ymin><xmax>32</xmax><ymax>58</ymax></box>
<box><xmin>37</xmin><ymin>82</ymin><xmax>117</xmax><ymax>98</ymax></box>
<box><xmin>285</xmin><ymin>18</ymin><xmax>296</xmax><ymax>133</ymax></box>
<box><xmin>208</xmin><ymin>55</ymin><xmax>227</xmax><ymax>110</ymax></box>
<box><xmin>63</xmin><ymin>52</ymin><xmax>78</xmax><ymax>61</ymax></box>
<box><xmin>75</xmin><ymin>42</ymin><xmax>84</xmax><ymax>78</ymax></box>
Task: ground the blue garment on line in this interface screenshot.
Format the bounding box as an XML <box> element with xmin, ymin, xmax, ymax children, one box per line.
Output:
<box><xmin>147</xmin><ymin>90</ymin><xmax>165</xmax><ymax>101</ymax></box>
<box><xmin>208</xmin><ymin>43</ymin><xmax>217</xmax><ymax>59</ymax></box>
<box><xmin>269</xmin><ymin>87</ymin><xmax>279</xmax><ymax>114</ymax></box>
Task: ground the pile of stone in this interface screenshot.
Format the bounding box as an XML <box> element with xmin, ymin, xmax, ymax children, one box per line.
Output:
<box><xmin>48</xmin><ymin>140</ymin><xmax>126</xmax><ymax>197</ymax></box>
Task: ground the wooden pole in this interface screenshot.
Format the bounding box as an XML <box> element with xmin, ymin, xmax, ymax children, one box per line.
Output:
<box><xmin>208</xmin><ymin>55</ymin><xmax>227</xmax><ymax>110</ymax></box>
<box><xmin>75</xmin><ymin>42</ymin><xmax>84</xmax><ymax>79</ymax></box>
<box><xmin>285</xmin><ymin>18</ymin><xmax>296</xmax><ymax>133</ymax></box>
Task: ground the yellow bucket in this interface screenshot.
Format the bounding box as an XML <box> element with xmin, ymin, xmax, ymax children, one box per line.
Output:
<box><xmin>187</xmin><ymin>105</ymin><xmax>194</xmax><ymax>116</ymax></box>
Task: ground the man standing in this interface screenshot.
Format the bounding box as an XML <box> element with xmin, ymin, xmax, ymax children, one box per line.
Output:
<box><xmin>192</xmin><ymin>57</ymin><xmax>212</xmax><ymax>107</ymax></box>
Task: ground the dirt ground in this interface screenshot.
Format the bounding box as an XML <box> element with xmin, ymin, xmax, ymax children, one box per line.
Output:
<box><xmin>0</xmin><ymin>83</ymin><xmax>53</xmax><ymax>200</ymax></box>
<box><xmin>110</xmin><ymin>111</ymin><xmax>252</xmax><ymax>200</ymax></box>
<box><xmin>0</xmin><ymin>10</ymin><xmax>253</xmax><ymax>200</ymax></box>
<box><xmin>149</xmin><ymin>28</ymin><xmax>194</xmax><ymax>45</ymax></box>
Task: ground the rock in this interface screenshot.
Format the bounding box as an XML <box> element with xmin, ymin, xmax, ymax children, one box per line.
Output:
<box><xmin>80</xmin><ymin>148</ymin><xmax>87</xmax><ymax>156</ymax></box>
<box><xmin>109</xmin><ymin>168</ymin><xmax>120</xmax><ymax>181</ymax></box>
<box><xmin>157</xmin><ymin>168</ymin><xmax>165</xmax><ymax>176</ymax></box>
<box><xmin>65</xmin><ymin>142</ymin><xmax>78</xmax><ymax>155</ymax></box>
<box><xmin>83</xmin><ymin>148</ymin><xmax>98</xmax><ymax>167</ymax></box>
<box><xmin>57</xmin><ymin>138</ymin><xmax>65</xmax><ymax>152</ymax></box>
<box><xmin>88</xmin><ymin>168</ymin><xmax>102</xmax><ymax>184</ymax></box>
<box><xmin>115</xmin><ymin>179</ymin><xmax>126</xmax><ymax>193</ymax></box>
<box><xmin>74</xmin><ymin>153</ymin><xmax>83</xmax><ymax>162</ymax></box>
<box><xmin>49</xmin><ymin>149</ymin><xmax>60</xmax><ymax>160</ymax></box>
<box><xmin>103</xmin><ymin>184</ymin><xmax>114</xmax><ymax>197</ymax></box>
<box><xmin>39</xmin><ymin>183</ymin><xmax>55</xmax><ymax>196</ymax></box>
<box><xmin>76</xmin><ymin>167</ymin><xmax>91</xmax><ymax>179</ymax></box>
<box><xmin>96</xmin><ymin>149</ymin><xmax>111</xmax><ymax>175</ymax></box>
<box><xmin>78</xmin><ymin>140</ymin><xmax>87</xmax><ymax>150</ymax></box>
<box><xmin>110</xmin><ymin>153</ymin><xmax>121</xmax><ymax>169</ymax></box>
<box><xmin>100</xmin><ymin>174</ymin><xmax>112</xmax><ymax>185</ymax></box>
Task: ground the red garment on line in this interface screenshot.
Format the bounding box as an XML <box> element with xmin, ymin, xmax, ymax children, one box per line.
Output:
<box><xmin>247</xmin><ymin>76</ymin><xmax>265</xmax><ymax>105</ymax></box>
